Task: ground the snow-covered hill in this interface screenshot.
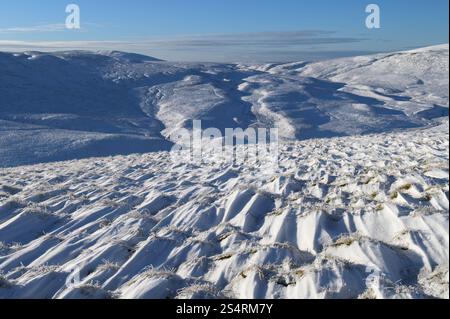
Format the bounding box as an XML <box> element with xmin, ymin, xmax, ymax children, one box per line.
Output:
<box><xmin>267</xmin><ymin>44</ymin><xmax>449</xmax><ymax>116</ymax></box>
<box><xmin>0</xmin><ymin>120</ymin><xmax>448</xmax><ymax>299</ymax></box>
<box><xmin>0</xmin><ymin>45</ymin><xmax>448</xmax><ymax>299</ymax></box>
<box><xmin>1</xmin><ymin>45</ymin><xmax>448</xmax><ymax>167</ymax></box>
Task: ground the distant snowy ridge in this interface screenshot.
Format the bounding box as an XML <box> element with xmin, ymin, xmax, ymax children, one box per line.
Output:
<box><xmin>1</xmin><ymin>45</ymin><xmax>448</xmax><ymax>167</ymax></box>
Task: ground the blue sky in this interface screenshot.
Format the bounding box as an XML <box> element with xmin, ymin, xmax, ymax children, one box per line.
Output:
<box><xmin>0</xmin><ymin>0</ymin><xmax>448</xmax><ymax>62</ymax></box>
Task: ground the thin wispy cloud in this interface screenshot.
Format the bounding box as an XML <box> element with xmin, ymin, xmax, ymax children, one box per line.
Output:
<box><xmin>137</xmin><ymin>31</ymin><xmax>366</xmax><ymax>48</ymax></box>
<box><xmin>0</xmin><ymin>22</ymin><xmax>101</xmax><ymax>34</ymax></box>
<box><xmin>0</xmin><ymin>31</ymin><xmax>369</xmax><ymax>62</ymax></box>
<box><xmin>0</xmin><ymin>30</ymin><xmax>366</xmax><ymax>47</ymax></box>
<box><xmin>0</xmin><ymin>24</ymin><xmax>67</xmax><ymax>33</ymax></box>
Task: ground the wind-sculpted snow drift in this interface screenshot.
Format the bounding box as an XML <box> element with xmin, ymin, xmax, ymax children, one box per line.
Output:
<box><xmin>0</xmin><ymin>45</ymin><xmax>448</xmax><ymax>299</ymax></box>
<box><xmin>0</xmin><ymin>122</ymin><xmax>448</xmax><ymax>299</ymax></box>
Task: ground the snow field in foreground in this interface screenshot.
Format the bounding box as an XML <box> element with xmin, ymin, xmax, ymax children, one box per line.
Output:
<box><xmin>0</xmin><ymin>122</ymin><xmax>448</xmax><ymax>299</ymax></box>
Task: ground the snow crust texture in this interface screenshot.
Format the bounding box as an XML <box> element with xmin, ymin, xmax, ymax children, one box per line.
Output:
<box><xmin>0</xmin><ymin>122</ymin><xmax>448</xmax><ymax>299</ymax></box>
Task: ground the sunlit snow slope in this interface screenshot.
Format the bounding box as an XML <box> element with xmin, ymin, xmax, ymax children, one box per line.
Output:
<box><xmin>1</xmin><ymin>45</ymin><xmax>448</xmax><ymax>167</ymax></box>
<box><xmin>0</xmin><ymin>121</ymin><xmax>448</xmax><ymax>299</ymax></box>
<box><xmin>0</xmin><ymin>45</ymin><xmax>448</xmax><ymax>299</ymax></box>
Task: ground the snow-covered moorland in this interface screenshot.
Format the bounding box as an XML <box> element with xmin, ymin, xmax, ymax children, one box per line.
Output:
<box><xmin>0</xmin><ymin>121</ymin><xmax>448</xmax><ymax>299</ymax></box>
<box><xmin>0</xmin><ymin>45</ymin><xmax>448</xmax><ymax>167</ymax></box>
<box><xmin>0</xmin><ymin>45</ymin><xmax>448</xmax><ymax>299</ymax></box>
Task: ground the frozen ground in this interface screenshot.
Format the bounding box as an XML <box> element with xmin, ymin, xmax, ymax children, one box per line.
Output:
<box><xmin>0</xmin><ymin>45</ymin><xmax>448</xmax><ymax>299</ymax></box>
<box><xmin>0</xmin><ymin>120</ymin><xmax>448</xmax><ymax>299</ymax></box>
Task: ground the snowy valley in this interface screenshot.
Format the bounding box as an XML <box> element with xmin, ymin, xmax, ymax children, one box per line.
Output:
<box><xmin>0</xmin><ymin>45</ymin><xmax>448</xmax><ymax>167</ymax></box>
<box><xmin>0</xmin><ymin>45</ymin><xmax>448</xmax><ymax>299</ymax></box>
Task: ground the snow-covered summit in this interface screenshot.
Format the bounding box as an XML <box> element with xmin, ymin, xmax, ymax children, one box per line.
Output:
<box><xmin>95</xmin><ymin>50</ymin><xmax>164</xmax><ymax>63</ymax></box>
<box><xmin>17</xmin><ymin>50</ymin><xmax>163</xmax><ymax>63</ymax></box>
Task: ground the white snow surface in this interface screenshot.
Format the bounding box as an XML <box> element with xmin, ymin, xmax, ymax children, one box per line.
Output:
<box><xmin>0</xmin><ymin>45</ymin><xmax>448</xmax><ymax>299</ymax></box>
<box><xmin>1</xmin><ymin>45</ymin><xmax>448</xmax><ymax>167</ymax></box>
<box><xmin>0</xmin><ymin>121</ymin><xmax>448</xmax><ymax>299</ymax></box>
